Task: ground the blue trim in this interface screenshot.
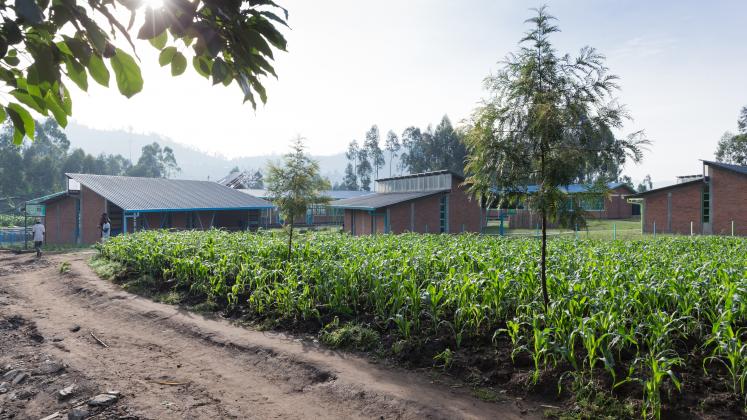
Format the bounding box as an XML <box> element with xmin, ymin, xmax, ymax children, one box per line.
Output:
<box><xmin>123</xmin><ymin>206</ymin><xmax>273</xmax><ymax>213</ymax></box>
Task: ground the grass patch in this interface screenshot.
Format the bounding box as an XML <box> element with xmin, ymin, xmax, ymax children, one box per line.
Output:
<box><xmin>89</xmin><ymin>256</ymin><xmax>126</xmax><ymax>280</ymax></box>
<box><xmin>320</xmin><ymin>318</ymin><xmax>380</xmax><ymax>351</ymax></box>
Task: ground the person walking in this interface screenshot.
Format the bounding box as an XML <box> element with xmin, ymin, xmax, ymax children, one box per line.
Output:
<box><xmin>31</xmin><ymin>218</ymin><xmax>45</xmax><ymax>258</ymax></box>
<box><xmin>99</xmin><ymin>213</ymin><xmax>111</xmax><ymax>242</ymax></box>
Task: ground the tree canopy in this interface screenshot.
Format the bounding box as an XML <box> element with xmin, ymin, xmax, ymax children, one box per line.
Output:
<box><xmin>0</xmin><ymin>0</ymin><xmax>288</xmax><ymax>145</ymax></box>
<box><xmin>463</xmin><ymin>6</ymin><xmax>647</xmax><ymax>308</ymax></box>
<box><xmin>715</xmin><ymin>105</ymin><xmax>747</xmax><ymax>165</ymax></box>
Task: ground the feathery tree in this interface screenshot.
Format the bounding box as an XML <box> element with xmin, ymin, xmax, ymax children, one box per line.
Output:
<box><xmin>464</xmin><ymin>6</ymin><xmax>647</xmax><ymax>309</ymax></box>
<box><xmin>384</xmin><ymin>130</ymin><xmax>400</xmax><ymax>177</ymax></box>
<box><xmin>0</xmin><ymin>0</ymin><xmax>287</xmax><ymax>145</ymax></box>
<box><xmin>266</xmin><ymin>136</ymin><xmax>330</xmax><ymax>261</ymax></box>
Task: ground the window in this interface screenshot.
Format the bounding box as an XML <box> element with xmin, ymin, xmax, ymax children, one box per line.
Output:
<box><xmin>579</xmin><ymin>196</ymin><xmax>604</xmax><ymax>211</ymax></box>
<box><xmin>439</xmin><ymin>195</ymin><xmax>449</xmax><ymax>233</ymax></box>
<box><xmin>702</xmin><ymin>185</ymin><xmax>710</xmax><ymax>223</ymax></box>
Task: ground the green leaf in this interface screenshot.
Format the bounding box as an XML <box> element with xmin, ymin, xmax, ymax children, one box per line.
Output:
<box><xmin>44</xmin><ymin>91</ymin><xmax>68</xmax><ymax>127</ymax></box>
<box><xmin>0</xmin><ymin>107</ymin><xmax>6</xmax><ymax>122</ymax></box>
<box><xmin>10</xmin><ymin>89</ymin><xmax>47</xmax><ymax>115</ymax></box>
<box><xmin>12</xmin><ymin>127</ymin><xmax>24</xmax><ymax>145</ymax></box>
<box><xmin>138</xmin><ymin>8</ymin><xmax>171</xmax><ymax>40</ymax></box>
<box><xmin>3</xmin><ymin>55</ymin><xmax>20</xmax><ymax>66</ymax></box>
<box><xmin>15</xmin><ymin>0</ymin><xmax>44</xmax><ymax>25</ymax></box>
<box><xmin>170</xmin><ymin>52</ymin><xmax>187</xmax><ymax>76</ymax></box>
<box><xmin>192</xmin><ymin>56</ymin><xmax>212</xmax><ymax>78</ymax></box>
<box><xmin>87</xmin><ymin>54</ymin><xmax>110</xmax><ymax>87</ymax></box>
<box><xmin>211</xmin><ymin>58</ymin><xmax>229</xmax><ymax>85</ymax></box>
<box><xmin>149</xmin><ymin>30</ymin><xmax>168</xmax><ymax>50</ymax></box>
<box><xmin>158</xmin><ymin>47</ymin><xmax>177</xmax><ymax>66</ymax></box>
<box><xmin>110</xmin><ymin>48</ymin><xmax>143</xmax><ymax>98</ymax></box>
<box><xmin>7</xmin><ymin>103</ymin><xmax>35</xmax><ymax>141</ymax></box>
<box><xmin>63</xmin><ymin>57</ymin><xmax>88</xmax><ymax>91</ymax></box>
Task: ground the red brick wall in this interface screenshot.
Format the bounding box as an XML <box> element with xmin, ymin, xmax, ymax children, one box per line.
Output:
<box><xmin>448</xmin><ymin>184</ymin><xmax>482</xmax><ymax>233</ymax></box>
<box><xmin>604</xmin><ymin>187</ymin><xmax>635</xmax><ymax>219</ymax></box>
<box><xmin>411</xmin><ymin>194</ymin><xmax>441</xmax><ymax>233</ymax></box>
<box><xmin>388</xmin><ymin>201</ymin><xmax>412</xmax><ymax>233</ymax></box>
<box><xmin>44</xmin><ymin>196</ymin><xmax>77</xmax><ymax>244</ymax></box>
<box><xmin>81</xmin><ymin>186</ymin><xmax>107</xmax><ymax>244</ymax></box>
<box><xmin>642</xmin><ymin>182</ymin><xmax>703</xmax><ymax>235</ymax></box>
<box><xmin>343</xmin><ymin>210</ymin><xmax>375</xmax><ymax>235</ymax></box>
<box><xmin>709</xmin><ymin>166</ymin><xmax>747</xmax><ymax>236</ymax></box>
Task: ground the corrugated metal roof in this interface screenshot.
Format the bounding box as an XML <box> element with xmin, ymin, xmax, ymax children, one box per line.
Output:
<box><xmin>67</xmin><ymin>173</ymin><xmax>273</xmax><ymax>212</ymax></box>
<box><xmin>702</xmin><ymin>160</ymin><xmax>747</xmax><ymax>176</ymax></box>
<box><xmin>238</xmin><ymin>189</ymin><xmax>370</xmax><ymax>200</ymax></box>
<box><xmin>630</xmin><ymin>177</ymin><xmax>705</xmax><ymax>198</ymax></box>
<box><xmin>330</xmin><ymin>190</ymin><xmax>447</xmax><ymax>210</ymax></box>
<box><xmin>27</xmin><ymin>191</ymin><xmax>67</xmax><ymax>204</ymax></box>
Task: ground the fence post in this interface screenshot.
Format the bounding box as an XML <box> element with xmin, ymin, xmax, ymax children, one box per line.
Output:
<box><xmin>732</xmin><ymin>220</ymin><xmax>735</xmax><ymax>236</ymax></box>
<box><xmin>575</xmin><ymin>224</ymin><xmax>578</xmax><ymax>240</ymax></box>
<box><xmin>613</xmin><ymin>223</ymin><xmax>616</xmax><ymax>240</ymax></box>
<box><xmin>653</xmin><ymin>221</ymin><xmax>656</xmax><ymax>239</ymax></box>
<box><xmin>690</xmin><ymin>221</ymin><xmax>693</xmax><ymax>236</ymax></box>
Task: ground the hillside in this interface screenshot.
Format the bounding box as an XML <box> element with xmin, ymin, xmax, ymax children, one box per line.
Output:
<box><xmin>63</xmin><ymin>122</ymin><xmax>348</xmax><ymax>182</ymax></box>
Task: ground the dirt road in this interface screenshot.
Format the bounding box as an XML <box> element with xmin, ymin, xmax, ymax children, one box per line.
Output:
<box><xmin>0</xmin><ymin>251</ymin><xmax>540</xmax><ymax>419</ymax></box>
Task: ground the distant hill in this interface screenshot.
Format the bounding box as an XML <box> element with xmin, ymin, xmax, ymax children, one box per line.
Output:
<box><xmin>63</xmin><ymin>123</ymin><xmax>348</xmax><ymax>182</ymax></box>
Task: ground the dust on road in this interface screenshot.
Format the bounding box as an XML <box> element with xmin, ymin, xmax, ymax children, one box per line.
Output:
<box><xmin>0</xmin><ymin>250</ymin><xmax>539</xmax><ymax>419</ymax></box>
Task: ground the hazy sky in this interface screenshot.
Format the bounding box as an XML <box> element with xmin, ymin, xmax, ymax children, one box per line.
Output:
<box><xmin>68</xmin><ymin>0</ymin><xmax>747</xmax><ymax>185</ymax></box>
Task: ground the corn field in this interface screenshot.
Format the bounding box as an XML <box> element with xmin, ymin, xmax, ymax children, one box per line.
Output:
<box><xmin>99</xmin><ymin>230</ymin><xmax>747</xmax><ymax>418</ymax></box>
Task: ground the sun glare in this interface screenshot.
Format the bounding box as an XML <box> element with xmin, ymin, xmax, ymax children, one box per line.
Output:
<box><xmin>144</xmin><ymin>0</ymin><xmax>164</xmax><ymax>8</ymax></box>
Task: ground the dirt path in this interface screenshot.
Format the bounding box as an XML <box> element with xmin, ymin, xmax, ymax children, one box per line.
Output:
<box><xmin>0</xmin><ymin>251</ymin><xmax>541</xmax><ymax>419</ymax></box>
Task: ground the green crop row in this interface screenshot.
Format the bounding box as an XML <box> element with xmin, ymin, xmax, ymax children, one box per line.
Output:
<box><xmin>99</xmin><ymin>230</ymin><xmax>747</xmax><ymax>419</ymax></box>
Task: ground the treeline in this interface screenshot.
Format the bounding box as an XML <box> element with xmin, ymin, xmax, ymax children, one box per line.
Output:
<box><xmin>0</xmin><ymin>119</ymin><xmax>179</xmax><ymax>208</ymax></box>
<box><xmin>336</xmin><ymin>115</ymin><xmax>466</xmax><ymax>191</ymax></box>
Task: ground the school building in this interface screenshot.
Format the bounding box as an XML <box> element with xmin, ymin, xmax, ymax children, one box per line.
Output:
<box><xmin>631</xmin><ymin>160</ymin><xmax>747</xmax><ymax>236</ymax></box>
<box><xmin>35</xmin><ymin>173</ymin><xmax>273</xmax><ymax>244</ymax></box>
<box><xmin>330</xmin><ymin>170</ymin><xmax>484</xmax><ymax>235</ymax></box>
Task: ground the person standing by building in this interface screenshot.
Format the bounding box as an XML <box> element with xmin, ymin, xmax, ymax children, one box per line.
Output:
<box><xmin>31</xmin><ymin>218</ymin><xmax>45</xmax><ymax>258</ymax></box>
<box><xmin>99</xmin><ymin>213</ymin><xmax>111</xmax><ymax>242</ymax></box>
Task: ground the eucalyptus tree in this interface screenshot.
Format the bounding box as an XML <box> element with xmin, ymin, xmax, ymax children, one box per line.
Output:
<box><xmin>364</xmin><ymin>125</ymin><xmax>385</xmax><ymax>179</ymax></box>
<box><xmin>266</xmin><ymin>137</ymin><xmax>330</xmax><ymax>260</ymax></box>
<box><xmin>0</xmin><ymin>0</ymin><xmax>287</xmax><ymax>145</ymax></box>
<box><xmin>464</xmin><ymin>6</ymin><xmax>647</xmax><ymax>309</ymax></box>
<box><xmin>384</xmin><ymin>130</ymin><xmax>400</xmax><ymax>176</ymax></box>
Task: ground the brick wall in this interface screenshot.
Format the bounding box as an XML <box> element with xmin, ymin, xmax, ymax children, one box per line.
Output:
<box><xmin>642</xmin><ymin>181</ymin><xmax>703</xmax><ymax>235</ymax></box>
<box><xmin>709</xmin><ymin>165</ymin><xmax>747</xmax><ymax>236</ymax></box>
<box><xmin>448</xmin><ymin>183</ymin><xmax>483</xmax><ymax>233</ymax></box>
<box><xmin>605</xmin><ymin>187</ymin><xmax>635</xmax><ymax>219</ymax></box>
<box><xmin>44</xmin><ymin>196</ymin><xmax>77</xmax><ymax>244</ymax></box>
<box><xmin>388</xmin><ymin>201</ymin><xmax>412</xmax><ymax>233</ymax></box>
<box><xmin>81</xmin><ymin>186</ymin><xmax>107</xmax><ymax>244</ymax></box>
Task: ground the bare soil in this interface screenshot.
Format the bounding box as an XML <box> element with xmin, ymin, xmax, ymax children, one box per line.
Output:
<box><xmin>0</xmin><ymin>250</ymin><xmax>541</xmax><ymax>420</ymax></box>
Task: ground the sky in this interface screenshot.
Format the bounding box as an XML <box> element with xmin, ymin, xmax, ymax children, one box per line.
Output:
<box><xmin>68</xmin><ymin>0</ymin><xmax>747</xmax><ymax>185</ymax></box>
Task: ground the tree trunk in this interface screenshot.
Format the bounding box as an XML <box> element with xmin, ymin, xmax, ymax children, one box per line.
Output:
<box><xmin>540</xmin><ymin>211</ymin><xmax>550</xmax><ymax>311</ymax></box>
<box><xmin>287</xmin><ymin>216</ymin><xmax>294</xmax><ymax>263</ymax></box>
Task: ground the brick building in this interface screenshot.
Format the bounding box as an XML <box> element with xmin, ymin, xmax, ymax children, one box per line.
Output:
<box><xmin>507</xmin><ymin>182</ymin><xmax>637</xmax><ymax>229</ymax></box>
<box><xmin>36</xmin><ymin>173</ymin><xmax>273</xmax><ymax>244</ymax></box>
<box><xmin>330</xmin><ymin>171</ymin><xmax>484</xmax><ymax>235</ymax></box>
<box><xmin>238</xmin><ymin>188</ymin><xmax>370</xmax><ymax>226</ymax></box>
<box><xmin>632</xmin><ymin>160</ymin><xmax>747</xmax><ymax>236</ymax></box>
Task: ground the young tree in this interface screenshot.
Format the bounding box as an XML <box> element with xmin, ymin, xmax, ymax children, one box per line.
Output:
<box><xmin>364</xmin><ymin>125</ymin><xmax>385</xmax><ymax>179</ymax></box>
<box><xmin>384</xmin><ymin>130</ymin><xmax>401</xmax><ymax>177</ymax></box>
<box><xmin>266</xmin><ymin>137</ymin><xmax>330</xmax><ymax>261</ymax></box>
<box><xmin>0</xmin><ymin>1</ymin><xmax>288</xmax><ymax>145</ymax></box>
<box><xmin>464</xmin><ymin>6</ymin><xmax>647</xmax><ymax>310</ymax></box>
<box><xmin>248</xmin><ymin>170</ymin><xmax>264</xmax><ymax>189</ymax></box>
